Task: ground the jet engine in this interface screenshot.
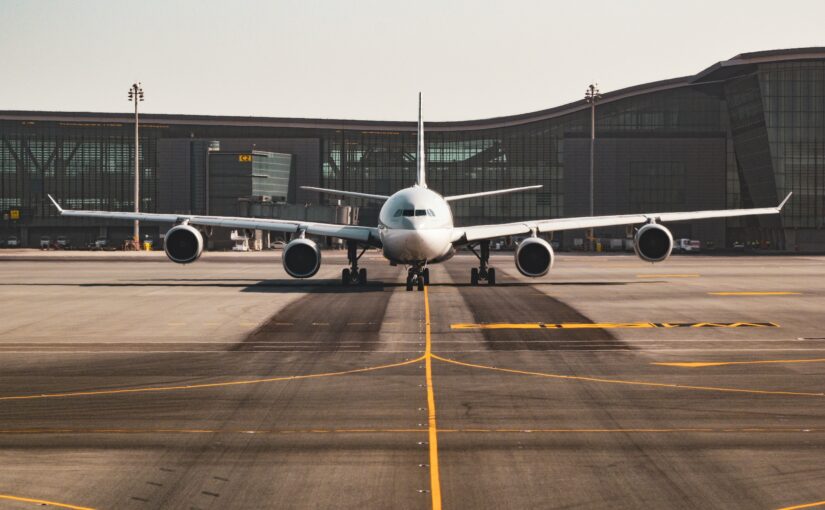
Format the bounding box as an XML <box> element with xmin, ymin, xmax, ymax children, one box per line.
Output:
<box><xmin>282</xmin><ymin>238</ymin><xmax>322</xmax><ymax>278</ymax></box>
<box><xmin>634</xmin><ymin>223</ymin><xmax>673</xmax><ymax>263</ymax></box>
<box><xmin>164</xmin><ymin>224</ymin><xmax>204</xmax><ymax>264</ymax></box>
<box><xmin>515</xmin><ymin>237</ymin><xmax>554</xmax><ymax>277</ymax></box>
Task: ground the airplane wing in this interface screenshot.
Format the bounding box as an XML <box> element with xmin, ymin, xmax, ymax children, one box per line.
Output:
<box><xmin>300</xmin><ymin>186</ymin><xmax>390</xmax><ymax>201</ymax></box>
<box><xmin>47</xmin><ymin>195</ymin><xmax>380</xmax><ymax>245</ymax></box>
<box><xmin>444</xmin><ymin>185</ymin><xmax>543</xmax><ymax>202</ymax></box>
<box><xmin>451</xmin><ymin>193</ymin><xmax>793</xmax><ymax>243</ymax></box>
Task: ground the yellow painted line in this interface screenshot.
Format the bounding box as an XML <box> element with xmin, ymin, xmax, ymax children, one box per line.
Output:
<box><xmin>424</xmin><ymin>285</ymin><xmax>442</xmax><ymax>510</ymax></box>
<box><xmin>0</xmin><ymin>493</ymin><xmax>95</xmax><ymax>510</ymax></box>
<box><xmin>432</xmin><ymin>354</ymin><xmax>825</xmax><ymax>398</ymax></box>
<box><xmin>654</xmin><ymin>358</ymin><xmax>825</xmax><ymax>368</ymax></box>
<box><xmin>0</xmin><ymin>355</ymin><xmax>425</xmax><ymax>401</ymax></box>
<box><xmin>777</xmin><ymin>500</ymin><xmax>825</xmax><ymax>510</ymax></box>
<box><xmin>636</xmin><ymin>274</ymin><xmax>700</xmax><ymax>278</ymax></box>
<box><xmin>451</xmin><ymin>322</ymin><xmax>779</xmax><ymax>330</ymax></box>
<box><xmin>709</xmin><ymin>291</ymin><xmax>801</xmax><ymax>296</ymax></box>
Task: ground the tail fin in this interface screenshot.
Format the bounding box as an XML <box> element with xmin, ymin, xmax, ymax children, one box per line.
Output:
<box><xmin>416</xmin><ymin>92</ymin><xmax>427</xmax><ymax>188</ymax></box>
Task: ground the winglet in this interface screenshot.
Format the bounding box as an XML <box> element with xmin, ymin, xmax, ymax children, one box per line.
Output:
<box><xmin>47</xmin><ymin>194</ymin><xmax>64</xmax><ymax>214</ymax></box>
<box><xmin>778</xmin><ymin>192</ymin><xmax>793</xmax><ymax>211</ymax></box>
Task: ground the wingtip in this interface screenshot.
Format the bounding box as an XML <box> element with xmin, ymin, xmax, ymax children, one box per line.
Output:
<box><xmin>46</xmin><ymin>194</ymin><xmax>64</xmax><ymax>213</ymax></box>
<box><xmin>778</xmin><ymin>192</ymin><xmax>793</xmax><ymax>210</ymax></box>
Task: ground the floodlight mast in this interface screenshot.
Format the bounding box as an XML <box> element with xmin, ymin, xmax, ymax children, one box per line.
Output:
<box><xmin>584</xmin><ymin>83</ymin><xmax>602</xmax><ymax>251</ymax></box>
<box><xmin>128</xmin><ymin>83</ymin><xmax>144</xmax><ymax>247</ymax></box>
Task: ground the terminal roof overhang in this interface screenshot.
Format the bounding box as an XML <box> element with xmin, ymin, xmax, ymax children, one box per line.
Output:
<box><xmin>2</xmin><ymin>47</ymin><xmax>824</xmax><ymax>133</ymax></box>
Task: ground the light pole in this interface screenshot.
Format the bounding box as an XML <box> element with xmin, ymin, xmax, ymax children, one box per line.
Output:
<box><xmin>584</xmin><ymin>83</ymin><xmax>601</xmax><ymax>251</ymax></box>
<box><xmin>128</xmin><ymin>83</ymin><xmax>144</xmax><ymax>247</ymax></box>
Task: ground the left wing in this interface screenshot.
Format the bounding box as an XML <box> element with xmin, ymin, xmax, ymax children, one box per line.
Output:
<box><xmin>47</xmin><ymin>195</ymin><xmax>380</xmax><ymax>245</ymax></box>
<box><xmin>451</xmin><ymin>193</ymin><xmax>793</xmax><ymax>243</ymax></box>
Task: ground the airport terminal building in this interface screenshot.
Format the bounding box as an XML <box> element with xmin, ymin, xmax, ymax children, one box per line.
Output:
<box><xmin>1</xmin><ymin>48</ymin><xmax>824</xmax><ymax>250</ymax></box>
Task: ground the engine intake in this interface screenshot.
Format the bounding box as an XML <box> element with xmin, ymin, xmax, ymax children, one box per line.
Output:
<box><xmin>515</xmin><ymin>237</ymin><xmax>554</xmax><ymax>277</ymax></box>
<box><xmin>634</xmin><ymin>223</ymin><xmax>673</xmax><ymax>263</ymax></box>
<box><xmin>164</xmin><ymin>225</ymin><xmax>203</xmax><ymax>264</ymax></box>
<box><xmin>283</xmin><ymin>238</ymin><xmax>322</xmax><ymax>278</ymax></box>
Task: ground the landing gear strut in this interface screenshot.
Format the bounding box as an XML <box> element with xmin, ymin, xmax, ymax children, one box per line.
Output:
<box><xmin>342</xmin><ymin>240</ymin><xmax>368</xmax><ymax>286</ymax></box>
<box><xmin>468</xmin><ymin>240</ymin><xmax>496</xmax><ymax>286</ymax></box>
<box><xmin>406</xmin><ymin>264</ymin><xmax>428</xmax><ymax>291</ymax></box>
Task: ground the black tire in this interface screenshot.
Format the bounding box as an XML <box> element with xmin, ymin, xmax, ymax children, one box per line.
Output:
<box><xmin>406</xmin><ymin>273</ymin><xmax>413</xmax><ymax>291</ymax></box>
<box><xmin>471</xmin><ymin>267</ymin><xmax>479</xmax><ymax>286</ymax></box>
<box><xmin>417</xmin><ymin>276</ymin><xmax>425</xmax><ymax>291</ymax></box>
<box><xmin>359</xmin><ymin>268</ymin><xmax>367</xmax><ymax>285</ymax></box>
<box><xmin>488</xmin><ymin>268</ymin><xmax>496</xmax><ymax>285</ymax></box>
<box><xmin>423</xmin><ymin>268</ymin><xmax>430</xmax><ymax>285</ymax></box>
<box><xmin>342</xmin><ymin>268</ymin><xmax>350</xmax><ymax>285</ymax></box>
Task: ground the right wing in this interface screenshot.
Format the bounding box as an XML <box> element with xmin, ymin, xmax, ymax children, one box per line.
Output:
<box><xmin>300</xmin><ymin>186</ymin><xmax>390</xmax><ymax>201</ymax></box>
<box><xmin>48</xmin><ymin>195</ymin><xmax>380</xmax><ymax>245</ymax></box>
<box><xmin>452</xmin><ymin>193</ymin><xmax>792</xmax><ymax>243</ymax></box>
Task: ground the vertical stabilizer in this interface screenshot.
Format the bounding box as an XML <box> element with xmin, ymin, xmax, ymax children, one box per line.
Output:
<box><xmin>416</xmin><ymin>92</ymin><xmax>427</xmax><ymax>188</ymax></box>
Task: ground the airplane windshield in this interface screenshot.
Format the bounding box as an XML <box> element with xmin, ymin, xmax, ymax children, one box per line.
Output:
<box><xmin>415</xmin><ymin>210</ymin><xmax>426</xmax><ymax>216</ymax></box>
<box><xmin>403</xmin><ymin>209</ymin><xmax>414</xmax><ymax>217</ymax></box>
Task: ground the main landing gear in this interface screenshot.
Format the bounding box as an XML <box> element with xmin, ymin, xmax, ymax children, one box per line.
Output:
<box><xmin>342</xmin><ymin>240</ymin><xmax>368</xmax><ymax>286</ymax></box>
<box><xmin>406</xmin><ymin>265</ymin><xmax>429</xmax><ymax>292</ymax></box>
<box><xmin>468</xmin><ymin>240</ymin><xmax>496</xmax><ymax>286</ymax></box>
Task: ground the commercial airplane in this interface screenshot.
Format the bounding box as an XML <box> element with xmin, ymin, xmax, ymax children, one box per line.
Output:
<box><xmin>48</xmin><ymin>94</ymin><xmax>792</xmax><ymax>291</ymax></box>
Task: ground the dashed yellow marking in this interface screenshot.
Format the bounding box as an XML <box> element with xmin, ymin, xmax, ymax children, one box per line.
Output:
<box><xmin>0</xmin><ymin>493</ymin><xmax>95</xmax><ymax>510</ymax></box>
<box><xmin>636</xmin><ymin>274</ymin><xmax>700</xmax><ymax>278</ymax></box>
<box><xmin>451</xmin><ymin>322</ymin><xmax>779</xmax><ymax>330</ymax></box>
<box><xmin>423</xmin><ymin>285</ymin><xmax>442</xmax><ymax>510</ymax></box>
<box><xmin>709</xmin><ymin>291</ymin><xmax>801</xmax><ymax>296</ymax></box>
<box><xmin>654</xmin><ymin>358</ymin><xmax>825</xmax><ymax>368</ymax></box>
<box><xmin>432</xmin><ymin>355</ymin><xmax>825</xmax><ymax>398</ymax></box>
<box><xmin>777</xmin><ymin>500</ymin><xmax>825</xmax><ymax>510</ymax></box>
<box><xmin>0</xmin><ymin>356</ymin><xmax>425</xmax><ymax>401</ymax></box>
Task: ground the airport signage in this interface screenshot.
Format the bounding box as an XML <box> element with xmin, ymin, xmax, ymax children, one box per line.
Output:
<box><xmin>10</xmin><ymin>209</ymin><xmax>20</xmax><ymax>220</ymax></box>
<box><xmin>239</xmin><ymin>154</ymin><xmax>253</xmax><ymax>162</ymax></box>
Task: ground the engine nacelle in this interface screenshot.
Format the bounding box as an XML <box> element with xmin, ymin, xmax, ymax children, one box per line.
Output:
<box><xmin>282</xmin><ymin>238</ymin><xmax>322</xmax><ymax>278</ymax></box>
<box><xmin>515</xmin><ymin>237</ymin><xmax>554</xmax><ymax>277</ymax></box>
<box><xmin>634</xmin><ymin>223</ymin><xmax>673</xmax><ymax>263</ymax></box>
<box><xmin>164</xmin><ymin>224</ymin><xmax>203</xmax><ymax>264</ymax></box>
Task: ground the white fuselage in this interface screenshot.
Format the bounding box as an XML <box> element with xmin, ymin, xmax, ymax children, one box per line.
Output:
<box><xmin>377</xmin><ymin>186</ymin><xmax>455</xmax><ymax>265</ymax></box>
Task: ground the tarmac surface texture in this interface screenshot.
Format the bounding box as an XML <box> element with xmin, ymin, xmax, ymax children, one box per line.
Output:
<box><xmin>0</xmin><ymin>250</ymin><xmax>824</xmax><ymax>510</ymax></box>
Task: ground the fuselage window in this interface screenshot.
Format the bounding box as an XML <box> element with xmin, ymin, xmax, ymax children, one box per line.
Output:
<box><xmin>415</xmin><ymin>210</ymin><xmax>426</xmax><ymax>216</ymax></box>
<box><xmin>403</xmin><ymin>209</ymin><xmax>415</xmax><ymax>217</ymax></box>
<box><xmin>394</xmin><ymin>209</ymin><xmax>403</xmax><ymax>217</ymax></box>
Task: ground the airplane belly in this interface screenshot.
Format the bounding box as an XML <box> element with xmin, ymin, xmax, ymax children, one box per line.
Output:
<box><xmin>381</xmin><ymin>228</ymin><xmax>452</xmax><ymax>264</ymax></box>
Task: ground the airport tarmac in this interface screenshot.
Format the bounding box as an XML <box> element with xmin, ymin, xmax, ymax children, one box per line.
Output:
<box><xmin>0</xmin><ymin>250</ymin><xmax>824</xmax><ymax>510</ymax></box>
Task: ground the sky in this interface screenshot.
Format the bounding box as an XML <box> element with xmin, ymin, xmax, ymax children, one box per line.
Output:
<box><xmin>1</xmin><ymin>0</ymin><xmax>824</xmax><ymax>122</ymax></box>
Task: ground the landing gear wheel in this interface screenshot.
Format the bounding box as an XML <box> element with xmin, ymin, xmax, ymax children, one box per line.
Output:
<box><xmin>471</xmin><ymin>267</ymin><xmax>479</xmax><ymax>286</ymax></box>
<box><xmin>342</xmin><ymin>268</ymin><xmax>351</xmax><ymax>286</ymax></box>
<box><xmin>406</xmin><ymin>271</ymin><xmax>414</xmax><ymax>291</ymax></box>
<box><xmin>359</xmin><ymin>268</ymin><xmax>367</xmax><ymax>285</ymax></box>
<box><xmin>422</xmin><ymin>268</ymin><xmax>430</xmax><ymax>285</ymax></box>
<box><xmin>488</xmin><ymin>268</ymin><xmax>496</xmax><ymax>285</ymax></box>
<box><xmin>417</xmin><ymin>276</ymin><xmax>425</xmax><ymax>291</ymax></box>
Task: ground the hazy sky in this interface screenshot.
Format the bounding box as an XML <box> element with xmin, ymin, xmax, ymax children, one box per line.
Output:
<box><xmin>1</xmin><ymin>0</ymin><xmax>823</xmax><ymax>121</ymax></box>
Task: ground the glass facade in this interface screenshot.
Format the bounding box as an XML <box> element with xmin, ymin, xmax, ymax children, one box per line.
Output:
<box><xmin>2</xmin><ymin>49</ymin><xmax>824</xmax><ymax>250</ymax></box>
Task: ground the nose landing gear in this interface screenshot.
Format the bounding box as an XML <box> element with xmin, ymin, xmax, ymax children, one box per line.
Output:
<box><xmin>342</xmin><ymin>240</ymin><xmax>368</xmax><ymax>286</ymax></box>
<box><xmin>406</xmin><ymin>265</ymin><xmax>429</xmax><ymax>291</ymax></box>
<box><xmin>468</xmin><ymin>240</ymin><xmax>496</xmax><ymax>286</ymax></box>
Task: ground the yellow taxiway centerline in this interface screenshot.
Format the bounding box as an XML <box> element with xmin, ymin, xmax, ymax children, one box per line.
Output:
<box><xmin>0</xmin><ymin>355</ymin><xmax>425</xmax><ymax>401</ymax></box>
<box><xmin>777</xmin><ymin>500</ymin><xmax>825</xmax><ymax>510</ymax></box>
<box><xmin>424</xmin><ymin>285</ymin><xmax>442</xmax><ymax>510</ymax></box>
<box><xmin>432</xmin><ymin>355</ymin><xmax>825</xmax><ymax>398</ymax></box>
<box><xmin>654</xmin><ymin>358</ymin><xmax>825</xmax><ymax>368</ymax></box>
<box><xmin>0</xmin><ymin>493</ymin><xmax>95</xmax><ymax>510</ymax></box>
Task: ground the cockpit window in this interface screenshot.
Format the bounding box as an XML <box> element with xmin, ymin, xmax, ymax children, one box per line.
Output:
<box><xmin>394</xmin><ymin>209</ymin><xmax>403</xmax><ymax>217</ymax></box>
<box><xmin>415</xmin><ymin>210</ymin><xmax>426</xmax><ymax>216</ymax></box>
<box><xmin>403</xmin><ymin>209</ymin><xmax>415</xmax><ymax>217</ymax></box>
<box><xmin>427</xmin><ymin>209</ymin><xmax>435</xmax><ymax>216</ymax></box>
